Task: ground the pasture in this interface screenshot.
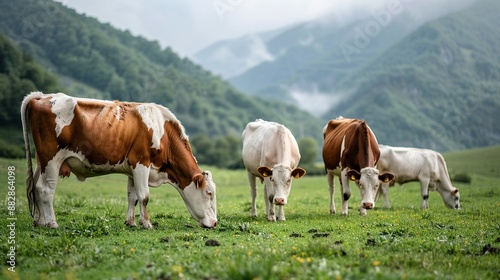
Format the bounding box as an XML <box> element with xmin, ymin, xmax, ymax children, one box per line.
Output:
<box><xmin>1</xmin><ymin>146</ymin><xmax>500</xmax><ymax>279</ymax></box>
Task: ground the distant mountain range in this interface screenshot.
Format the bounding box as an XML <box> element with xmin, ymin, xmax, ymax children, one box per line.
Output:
<box><xmin>194</xmin><ymin>0</ymin><xmax>500</xmax><ymax>151</ymax></box>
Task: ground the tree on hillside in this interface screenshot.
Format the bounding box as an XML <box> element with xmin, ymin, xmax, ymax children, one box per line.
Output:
<box><xmin>190</xmin><ymin>134</ymin><xmax>243</xmax><ymax>169</ymax></box>
<box><xmin>298</xmin><ymin>137</ymin><xmax>318</xmax><ymax>166</ymax></box>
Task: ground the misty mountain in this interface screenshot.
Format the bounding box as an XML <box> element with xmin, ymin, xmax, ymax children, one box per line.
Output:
<box><xmin>196</xmin><ymin>0</ymin><xmax>476</xmax><ymax>117</ymax></box>
<box><xmin>329</xmin><ymin>0</ymin><xmax>500</xmax><ymax>150</ymax></box>
<box><xmin>192</xmin><ymin>25</ymin><xmax>291</xmax><ymax>79</ymax></box>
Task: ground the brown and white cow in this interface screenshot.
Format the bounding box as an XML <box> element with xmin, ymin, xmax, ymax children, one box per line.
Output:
<box><xmin>376</xmin><ymin>145</ymin><xmax>460</xmax><ymax>209</ymax></box>
<box><xmin>242</xmin><ymin>119</ymin><xmax>306</xmax><ymax>221</ymax></box>
<box><xmin>21</xmin><ymin>92</ymin><xmax>217</xmax><ymax>229</ymax></box>
<box><xmin>322</xmin><ymin>117</ymin><xmax>394</xmax><ymax>215</ymax></box>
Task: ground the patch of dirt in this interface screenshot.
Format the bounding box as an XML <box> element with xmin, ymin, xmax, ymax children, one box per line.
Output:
<box><xmin>483</xmin><ymin>244</ymin><xmax>500</xmax><ymax>255</ymax></box>
<box><xmin>205</xmin><ymin>239</ymin><xmax>221</xmax><ymax>246</ymax></box>
<box><xmin>159</xmin><ymin>237</ymin><xmax>169</xmax><ymax>243</ymax></box>
<box><xmin>312</xmin><ymin>233</ymin><xmax>330</xmax><ymax>238</ymax></box>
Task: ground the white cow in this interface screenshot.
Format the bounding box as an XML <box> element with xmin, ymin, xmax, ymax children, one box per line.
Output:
<box><xmin>376</xmin><ymin>145</ymin><xmax>460</xmax><ymax>209</ymax></box>
<box><xmin>242</xmin><ymin>119</ymin><xmax>306</xmax><ymax>221</ymax></box>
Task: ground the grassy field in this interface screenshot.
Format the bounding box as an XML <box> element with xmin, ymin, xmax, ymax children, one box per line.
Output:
<box><xmin>1</xmin><ymin>146</ymin><xmax>500</xmax><ymax>279</ymax></box>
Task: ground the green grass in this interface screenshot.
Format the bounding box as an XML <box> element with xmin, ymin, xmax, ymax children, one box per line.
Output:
<box><xmin>1</xmin><ymin>148</ymin><xmax>499</xmax><ymax>279</ymax></box>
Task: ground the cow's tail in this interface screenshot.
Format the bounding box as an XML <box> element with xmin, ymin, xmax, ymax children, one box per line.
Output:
<box><xmin>21</xmin><ymin>92</ymin><xmax>43</xmax><ymax>217</ymax></box>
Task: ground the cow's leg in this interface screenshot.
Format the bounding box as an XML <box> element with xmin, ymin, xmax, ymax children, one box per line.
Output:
<box><xmin>276</xmin><ymin>205</ymin><xmax>285</xmax><ymax>221</ymax></box>
<box><xmin>378</xmin><ymin>183</ymin><xmax>390</xmax><ymax>208</ymax></box>
<box><xmin>35</xmin><ymin>165</ymin><xmax>59</xmax><ymax>228</ymax></box>
<box><xmin>132</xmin><ymin>164</ymin><xmax>152</xmax><ymax>229</ymax></box>
<box><xmin>419</xmin><ymin>177</ymin><xmax>430</xmax><ymax>209</ymax></box>
<box><xmin>31</xmin><ymin>166</ymin><xmax>43</xmax><ymax>226</ymax></box>
<box><xmin>125</xmin><ymin>177</ymin><xmax>138</xmax><ymax>227</ymax></box>
<box><xmin>327</xmin><ymin>171</ymin><xmax>336</xmax><ymax>214</ymax></box>
<box><xmin>340</xmin><ymin>169</ymin><xmax>351</xmax><ymax>215</ymax></box>
<box><xmin>33</xmin><ymin>166</ymin><xmax>45</xmax><ymax>226</ymax></box>
<box><xmin>248</xmin><ymin>172</ymin><xmax>258</xmax><ymax>217</ymax></box>
<box><xmin>263</xmin><ymin>178</ymin><xmax>276</xmax><ymax>222</ymax></box>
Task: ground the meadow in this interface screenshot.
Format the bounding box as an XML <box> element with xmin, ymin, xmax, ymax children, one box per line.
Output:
<box><xmin>1</xmin><ymin>146</ymin><xmax>499</xmax><ymax>279</ymax></box>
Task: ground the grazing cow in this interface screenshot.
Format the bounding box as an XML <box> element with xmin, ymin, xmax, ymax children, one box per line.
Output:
<box><xmin>21</xmin><ymin>92</ymin><xmax>217</xmax><ymax>229</ymax></box>
<box><xmin>242</xmin><ymin>119</ymin><xmax>306</xmax><ymax>221</ymax></box>
<box><xmin>322</xmin><ymin>117</ymin><xmax>394</xmax><ymax>215</ymax></box>
<box><xmin>376</xmin><ymin>145</ymin><xmax>460</xmax><ymax>209</ymax></box>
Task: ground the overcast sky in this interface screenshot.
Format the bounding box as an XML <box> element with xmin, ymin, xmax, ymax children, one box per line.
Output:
<box><xmin>55</xmin><ymin>0</ymin><xmax>474</xmax><ymax>59</ymax></box>
<box><xmin>55</xmin><ymin>0</ymin><xmax>393</xmax><ymax>58</ymax></box>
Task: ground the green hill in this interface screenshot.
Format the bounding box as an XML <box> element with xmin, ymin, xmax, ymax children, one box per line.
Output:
<box><xmin>444</xmin><ymin>145</ymin><xmax>500</xmax><ymax>178</ymax></box>
<box><xmin>0</xmin><ymin>0</ymin><xmax>323</xmax><ymax>161</ymax></box>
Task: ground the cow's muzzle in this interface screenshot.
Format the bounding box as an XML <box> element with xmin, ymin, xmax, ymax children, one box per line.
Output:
<box><xmin>274</xmin><ymin>197</ymin><xmax>286</xmax><ymax>205</ymax></box>
<box><xmin>362</xmin><ymin>202</ymin><xmax>374</xmax><ymax>209</ymax></box>
<box><xmin>200</xmin><ymin>219</ymin><xmax>218</xmax><ymax>229</ymax></box>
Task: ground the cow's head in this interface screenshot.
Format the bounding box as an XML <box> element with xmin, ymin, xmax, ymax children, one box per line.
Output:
<box><xmin>258</xmin><ymin>164</ymin><xmax>306</xmax><ymax>205</ymax></box>
<box><xmin>347</xmin><ymin>167</ymin><xmax>394</xmax><ymax>212</ymax></box>
<box><xmin>177</xmin><ymin>171</ymin><xmax>217</xmax><ymax>228</ymax></box>
<box><xmin>442</xmin><ymin>187</ymin><xmax>460</xmax><ymax>209</ymax></box>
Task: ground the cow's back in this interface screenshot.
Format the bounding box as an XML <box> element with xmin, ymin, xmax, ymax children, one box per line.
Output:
<box><xmin>242</xmin><ymin>120</ymin><xmax>299</xmax><ymax>174</ymax></box>
<box><xmin>26</xmin><ymin>93</ymin><xmax>189</xmax><ymax>173</ymax></box>
<box><xmin>378</xmin><ymin>146</ymin><xmax>441</xmax><ymax>184</ymax></box>
<box><xmin>322</xmin><ymin>118</ymin><xmax>358</xmax><ymax>170</ymax></box>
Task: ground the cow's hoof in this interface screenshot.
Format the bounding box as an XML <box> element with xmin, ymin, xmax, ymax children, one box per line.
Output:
<box><xmin>267</xmin><ymin>217</ymin><xmax>276</xmax><ymax>222</ymax></box>
<box><xmin>140</xmin><ymin>220</ymin><xmax>153</xmax><ymax>229</ymax></box>
<box><xmin>47</xmin><ymin>221</ymin><xmax>59</xmax><ymax>228</ymax></box>
<box><xmin>125</xmin><ymin>220</ymin><xmax>137</xmax><ymax>227</ymax></box>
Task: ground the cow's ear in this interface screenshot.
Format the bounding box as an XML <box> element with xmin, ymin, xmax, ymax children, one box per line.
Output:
<box><xmin>291</xmin><ymin>167</ymin><xmax>306</xmax><ymax>179</ymax></box>
<box><xmin>258</xmin><ymin>166</ymin><xmax>273</xmax><ymax>177</ymax></box>
<box><xmin>193</xmin><ymin>174</ymin><xmax>206</xmax><ymax>189</ymax></box>
<box><xmin>346</xmin><ymin>170</ymin><xmax>361</xmax><ymax>181</ymax></box>
<box><xmin>379</xmin><ymin>173</ymin><xmax>395</xmax><ymax>183</ymax></box>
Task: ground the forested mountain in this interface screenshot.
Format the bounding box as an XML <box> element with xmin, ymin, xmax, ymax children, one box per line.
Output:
<box><xmin>196</xmin><ymin>0</ymin><xmax>500</xmax><ymax>151</ymax></box>
<box><xmin>328</xmin><ymin>0</ymin><xmax>500</xmax><ymax>150</ymax></box>
<box><xmin>0</xmin><ymin>0</ymin><xmax>323</xmax><ymax>161</ymax></box>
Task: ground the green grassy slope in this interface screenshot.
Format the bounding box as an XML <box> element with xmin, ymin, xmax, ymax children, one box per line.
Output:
<box><xmin>0</xmin><ymin>144</ymin><xmax>499</xmax><ymax>279</ymax></box>
<box><xmin>444</xmin><ymin>145</ymin><xmax>500</xmax><ymax>178</ymax></box>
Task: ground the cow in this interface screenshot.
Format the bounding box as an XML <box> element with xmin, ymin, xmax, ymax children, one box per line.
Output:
<box><xmin>376</xmin><ymin>145</ymin><xmax>460</xmax><ymax>209</ymax></box>
<box><xmin>242</xmin><ymin>119</ymin><xmax>306</xmax><ymax>221</ymax></box>
<box><xmin>21</xmin><ymin>92</ymin><xmax>217</xmax><ymax>229</ymax></box>
<box><xmin>322</xmin><ymin>117</ymin><xmax>394</xmax><ymax>216</ymax></box>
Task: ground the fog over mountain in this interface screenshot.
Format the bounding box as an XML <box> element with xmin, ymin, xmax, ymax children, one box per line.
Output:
<box><xmin>194</xmin><ymin>0</ymin><xmax>476</xmax><ymax>81</ymax></box>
